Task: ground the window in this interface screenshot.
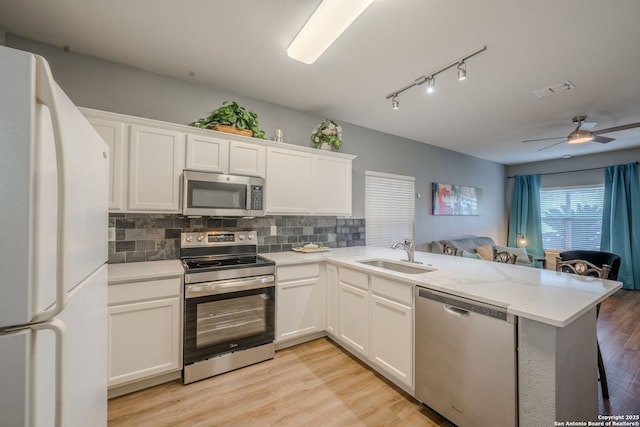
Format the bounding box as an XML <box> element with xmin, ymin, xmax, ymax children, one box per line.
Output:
<box><xmin>365</xmin><ymin>171</ymin><xmax>415</xmax><ymax>247</ymax></box>
<box><xmin>539</xmin><ymin>185</ymin><xmax>604</xmax><ymax>251</ymax></box>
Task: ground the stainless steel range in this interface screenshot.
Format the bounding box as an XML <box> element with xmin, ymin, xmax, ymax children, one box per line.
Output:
<box><xmin>180</xmin><ymin>230</ymin><xmax>276</xmax><ymax>384</ymax></box>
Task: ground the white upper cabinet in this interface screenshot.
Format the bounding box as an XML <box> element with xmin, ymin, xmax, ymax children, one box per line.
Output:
<box><xmin>86</xmin><ymin>117</ymin><xmax>125</xmax><ymax>211</ymax></box>
<box><xmin>229</xmin><ymin>141</ymin><xmax>266</xmax><ymax>178</ymax></box>
<box><xmin>266</xmin><ymin>146</ymin><xmax>354</xmax><ymax>216</ymax></box>
<box><xmin>81</xmin><ymin>108</ymin><xmax>354</xmax><ymax>216</ymax></box>
<box><xmin>185</xmin><ymin>133</ymin><xmax>229</xmax><ymax>173</ymax></box>
<box><xmin>128</xmin><ymin>125</ymin><xmax>184</xmax><ymax>212</ymax></box>
<box><xmin>313</xmin><ymin>154</ymin><xmax>352</xmax><ymax>216</ymax></box>
<box><xmin>266</xmin><ymin>147</ymin><xmax>313</xmax><ymax>214</ymax></box>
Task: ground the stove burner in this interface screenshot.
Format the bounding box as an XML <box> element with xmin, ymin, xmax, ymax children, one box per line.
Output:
<box><xmin>195</xmin><ymin>260</ymin><xmax>223</xmax><ymax>268</ymax></box>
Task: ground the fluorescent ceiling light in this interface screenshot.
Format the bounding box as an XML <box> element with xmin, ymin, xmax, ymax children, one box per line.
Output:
<box><xmin>287</xmin><ymin>0</ymin><xmax>375</xmax><ymax>64</ymax></box>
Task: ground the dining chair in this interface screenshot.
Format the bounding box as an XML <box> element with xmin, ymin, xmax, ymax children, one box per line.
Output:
<box><xmin>442</xmin><ymin>242</ymin><xmax>458</xmax><ymax>256</ymax></box>
<box><xmin>556</xmin><ymin>250</ymin><xmax>621</xmax><ymax>400</ymax></box>
<box><xmin>493</xmin><ymin>250</ymin><xmax>517</xmax><ymax>264</ymax></box>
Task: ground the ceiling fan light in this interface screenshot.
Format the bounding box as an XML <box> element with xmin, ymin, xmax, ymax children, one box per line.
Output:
<box><xmin>568</xmin><ymin>130</ymin><xmax>593</xmax><ymax>144</ymax></box>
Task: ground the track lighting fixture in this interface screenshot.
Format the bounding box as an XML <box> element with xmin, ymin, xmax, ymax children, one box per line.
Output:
<box><xmin>385</xmin><ymin>46</ymin><xmax>487</xmax><ymax>109</ymax></box>
<box><xmin>426</xmin><ymin>77</ymin><xmax>435</xmax><ymax>94</ymax></box>
<box><xmin>392</xmin><ymin>95</ymin><xmax>399</xmax><ymax>110</ymax></box>
<box><xmin>457</xmin><ymin>62</ymin><xmax>466</xmax><ymax>81</ymax></box>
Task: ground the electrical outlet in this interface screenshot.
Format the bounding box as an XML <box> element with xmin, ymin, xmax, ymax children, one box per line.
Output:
<box><xmin>108</xmin><ymin>227</ymin><xmax>116</xmax><ymax>241</ymax></box>
<box><xmin>270</xmin><ymin>225</ymin><xmax>277</xmax><ymax>235</ymax></box>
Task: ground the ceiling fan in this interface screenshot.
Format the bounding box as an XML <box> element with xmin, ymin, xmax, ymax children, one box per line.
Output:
<box><xmin>522</xmin><ymin>116</ymin><xmax>640</xmax><ymax>152</ymax></box>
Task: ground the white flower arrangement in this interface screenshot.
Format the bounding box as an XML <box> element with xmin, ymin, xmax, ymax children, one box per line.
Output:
<box><xmin>311</xmin><ymin>119</ymin><xmax>342</xmax><ymax>150</ymax></box>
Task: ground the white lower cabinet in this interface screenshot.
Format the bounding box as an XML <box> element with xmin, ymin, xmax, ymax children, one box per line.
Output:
<box><xmin>337</xmin><ymin>267</ymin><xmax>369</xmax><ymax>358</ymax></box>
<box><xmin>332</xmin><ymin>264</ymin><xmax>414</xmax><ymax>392</ymax></box>
<box><xmin>107</xmin><ymin>277</ymin><xmax>182</xmax><ymax>392</ymax></box>
<box><xmin>275</xmin><ymin>263</ymin><xmax>325</xmax><ymax>346</ymax></box>
<box><xmin>325</xmin><ymin>263</ymin><xmax>338</xmax><ymax>337</ymax></box>
<box><xmin>370</xmin><ymin>277</ymin><xmax>413</xmax><ymax>389</ymax></box>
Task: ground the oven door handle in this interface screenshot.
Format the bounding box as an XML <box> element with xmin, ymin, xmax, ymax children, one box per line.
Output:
<box><xmin>186</xmin><ymin>275</ymin><xmax>275</xmax><ymax>298</ymax></box>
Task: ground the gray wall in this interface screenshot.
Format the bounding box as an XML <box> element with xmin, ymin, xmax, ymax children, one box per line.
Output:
<box><xmin>7</xmin><ymin>35</ymin><xmax>507</xmax><ymax>250</ymax></box>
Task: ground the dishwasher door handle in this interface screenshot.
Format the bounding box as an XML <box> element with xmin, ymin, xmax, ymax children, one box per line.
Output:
<box><xmin>444</xmin><ymin>304</ymin><xmax>470</xmax><ymax>317</ymax></box>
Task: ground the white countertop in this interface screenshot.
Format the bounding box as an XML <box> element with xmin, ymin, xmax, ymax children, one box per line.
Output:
<box><xmin>108</xmin><ymin>259</ymin><xmax>184</xmax><ymax>284</ymax></box>
<box><xmin>263</xmin><ymin>247</ymin><xmax>622</xmax><ymax>328</ymax></box>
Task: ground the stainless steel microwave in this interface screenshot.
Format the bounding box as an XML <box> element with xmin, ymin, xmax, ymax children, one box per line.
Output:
<box><xmin>182</xmin><ymin>170</ymin><xmax>265</xmax><ymax>217</ymax></box>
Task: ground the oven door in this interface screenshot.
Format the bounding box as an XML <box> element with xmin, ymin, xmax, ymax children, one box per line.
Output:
<box><xmin>184</xmin><ymin>275</ymin><xmax>275</xmax><ymax>365</ymax></box>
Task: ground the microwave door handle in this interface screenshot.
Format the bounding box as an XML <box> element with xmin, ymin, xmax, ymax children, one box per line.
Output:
<box><xmin>32</xmin><ymin>55</ymin><xmax>68</xmax><ymax>323</ymax></box>
<box><xmin>246</xmin><ymin>184</ymin><xmax>252</xmax><ymax>210</ymax></box>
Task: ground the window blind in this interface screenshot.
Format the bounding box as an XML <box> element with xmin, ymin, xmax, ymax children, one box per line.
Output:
<box><xmin>539</xmin><ymin>185</ymin><xmax>604</xmax><ymax>251</ymax></box>
<box><xmin>365</xmin><ymin>170</ymin><xmax>415</xmax><ymax>247</ymax></box>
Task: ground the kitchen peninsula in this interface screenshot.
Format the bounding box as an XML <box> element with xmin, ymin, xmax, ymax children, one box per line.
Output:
<box><xmin>265</xmin><ymin>246</ymin><xmax>622</xmax><ymax>427</ymax></box>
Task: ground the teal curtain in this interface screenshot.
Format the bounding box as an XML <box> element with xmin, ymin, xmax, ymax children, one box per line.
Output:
<box><xmin>508</xmin><ymin>175</ymin><xmax>544</xmax><ymax>259</ymax></box>
<box><xmin>601</xmin><ymin>162</ymin><xmax>640</xmax><ymax>290</ymax></box>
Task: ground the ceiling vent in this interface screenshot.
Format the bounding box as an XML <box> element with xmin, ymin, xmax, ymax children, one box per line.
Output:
<box><xmin>532</xmin><ymin>80</ymin><xmax>575</xmax><ymax>98</ymax></box>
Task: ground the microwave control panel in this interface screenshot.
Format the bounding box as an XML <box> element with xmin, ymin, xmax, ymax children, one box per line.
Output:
<box><xmin>251</xmin><ymin>185</ymin><xmax>263</xmax><ymax>210</ymax></box>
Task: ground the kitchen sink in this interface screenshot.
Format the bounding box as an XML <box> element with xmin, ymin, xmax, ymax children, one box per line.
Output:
<box><xmin>357</xmin><ymin>259</ymin><xmax>436</xmax><ymax>274</ymax></box>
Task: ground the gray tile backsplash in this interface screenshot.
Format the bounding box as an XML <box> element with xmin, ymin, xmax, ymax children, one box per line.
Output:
<box><xmin>108</xmin><ymin>214</ymin><xmax>365</xmax><ymax>263</ymax></box>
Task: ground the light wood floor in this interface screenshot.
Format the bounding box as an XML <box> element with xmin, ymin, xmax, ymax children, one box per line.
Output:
<box><xmin>109</xmin><ymin>289</ymin><xmax>640</xmax><ymax>426</ymax></box>
<box><xmin>108</xmin><ymin>338</ymin><xmax>451</xmax><ymax>427</ymax></box>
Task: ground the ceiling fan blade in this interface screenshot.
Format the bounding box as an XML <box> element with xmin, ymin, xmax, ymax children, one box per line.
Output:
<box><xmin>579</xmin><ymin>121</ymin><xmax>598</xmax><ymax>131</ymax></box>
<box><xmin>537</xmin><ymin>140</ymin><xmax>567</xmax><ymax>152</ymax></box>
<box><xmin>522</xmin><ymin>136</ymin><xmax>565</xmax><ymax>143</ymax></box>
<box><xmin>592</xmin><ymin>135</ymin><xmax>615</xmax><ymax>144</ymax></box>
<box><xmin>593</xmin><ymin>122</ymin><xmax>640</xmax><ymax>135</ymax></box>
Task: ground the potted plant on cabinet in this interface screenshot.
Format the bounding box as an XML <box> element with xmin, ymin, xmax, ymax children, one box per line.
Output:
<box><xmin>189</xmin><ymin>101</ymin><xmax>266</xmax><ymax>139</ymax></box>
<box><xmin>311</xmin><ymin>119</ymin><xmax>342</xmax><ymax>150</ymax></box>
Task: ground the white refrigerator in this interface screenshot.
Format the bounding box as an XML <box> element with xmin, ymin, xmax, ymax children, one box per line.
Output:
<box><xmin>0</xmin><ymin>46</ymin><xmax>109</xmax><ymax>426</ymax></box>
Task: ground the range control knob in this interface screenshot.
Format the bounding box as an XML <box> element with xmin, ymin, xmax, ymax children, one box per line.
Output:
<box><xmin>197</xmin><ymin>235</ymin><xmax>204</xmax><ymax>242</ymax></box>
<box><xmin>186</xmin><ymin>236</ymin><xmax>193</xmax><ymax>243</ymax></box>
<box><xmin>238</xmin><ymin>234</ymin><xmax>245</xmax><ymax>241</ymax></box>
<box><xmin>247</xmin><ymin>234</ymin><xmax>254</xmax><ymax>240</ymax></box>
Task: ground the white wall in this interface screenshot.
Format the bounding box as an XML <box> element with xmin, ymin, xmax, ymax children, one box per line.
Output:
<box><xmin>7</xmin><ymin>35</ymin><xmax>507</xmax><ymax>250</ymax></box>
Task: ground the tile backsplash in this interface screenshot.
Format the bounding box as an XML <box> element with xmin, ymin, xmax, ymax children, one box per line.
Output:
<box><xmin>108</xmin><ymin>214</ymin><xmax>365</xmax><ymax>264</ymax></box>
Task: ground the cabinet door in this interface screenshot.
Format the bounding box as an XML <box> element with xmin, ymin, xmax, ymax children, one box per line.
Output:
<box><xmin>370</xmin><ymin>294</ymin><xmax>413</xmax><ymax>389</ymax></box>
<box><xmin>313</xmin><ymin>154</ymin><xmax>352</xmax><ymax>216</ymax></box>
<box><xmin>185</xmin><ymin>133</ymin><xmax>229</xmax><ymax>173</ymax></box>
<box><xmin>108</xmin><ymin>297</ymin><xmax>181</xmax><ymax>387</ymax></box>
<box><xmin>128</xmin><ymin>125</ymin><xmax>184</xmax><ymax>212</ymax></box>
<box><xmin>276</xmin><ymin>277</ymin><xmax>322</xmax><ymax>342</ymax></box>
<box><xmin>338</xmin><ymin>282</ymin><xmax>369</xmax><ymax>357</ymax></box>
<box><xmin>265</xmin><ymin>147</ymin><xmax>312</xmax><ymax>214</ymax></box>
<box><xmin>229</xmin><ymin>141</ymin><xmax>266</xmax><ymax>177</ymax></box>
<box><xmin>87</xmin><ymin>117</ymin><xmax>125</xmax><ymax>211</ymax></box>
<box><xmin>326</xmin><ymin>264</ymin><xmax>338</xmax><ymax>337</ymax></box>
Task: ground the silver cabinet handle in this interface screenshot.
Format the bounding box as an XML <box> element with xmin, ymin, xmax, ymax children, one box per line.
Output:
<box><xmin>186</xmin><ymin>275</ymin><xmax>274</xmax><ymax>298</ymax></box>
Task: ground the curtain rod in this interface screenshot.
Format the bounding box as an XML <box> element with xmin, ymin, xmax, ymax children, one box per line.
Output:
<box><xmin>507</xmin><ymin>161</ymin><xmax>639</xmax><ymax>179</ymax></box>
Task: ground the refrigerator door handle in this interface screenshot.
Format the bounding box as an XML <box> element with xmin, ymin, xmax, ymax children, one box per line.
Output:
<box><xmin>31</xmin><ymin>56</ymin><xmax>68</xmax><ymax>323</ymax></box>
<box><xmin>31</xmin><ymin>319</ymin><xmax>67</xmax><ymax>427</ymax></box>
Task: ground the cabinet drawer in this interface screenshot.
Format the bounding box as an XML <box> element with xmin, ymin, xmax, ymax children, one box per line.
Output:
<box><xmin>277</xmin><ymin>263</ymin><xmax>320</xmax><ymax>282</ymax></box>
<box><xmin>339</xmin><ymin>267</ymin><xmax>368</xmax><ymax>291</ymax></box>
<box><xmin>109</xmin><ymin>277</ymin><xmax>182</xmax><ymax>305</ymax></box>
<box><xmin>371</xmin><ymin>275</ymin><xmax>412</xmax><ymax>306</ymax></box>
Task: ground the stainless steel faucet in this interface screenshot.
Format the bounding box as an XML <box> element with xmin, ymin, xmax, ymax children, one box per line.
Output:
<box><xmin>391</xmin><ymin>239</ymin><xmax>421</xmax><ymax>264</ymax></box>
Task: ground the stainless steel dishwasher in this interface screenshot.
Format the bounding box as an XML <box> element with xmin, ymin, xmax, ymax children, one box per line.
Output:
<box><xmin>415</xmin><ymin>287</ymin><xmax>518</xmax><ymax>426</ymax></box>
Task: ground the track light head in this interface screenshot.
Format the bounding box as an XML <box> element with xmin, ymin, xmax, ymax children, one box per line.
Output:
<box><xmin>426</xmin><ymin>77</ymin><xmax>435</xmax><ymax>94</ymax></box>
<box><xmin>457</xmin><ymin>62</ymin><xmax>467</xmax><ymax>81</ymax></box>
<box><xmin>392</xmin><ymin>95</ymin><xmax>399</xmax><ymax>110</ymax></box>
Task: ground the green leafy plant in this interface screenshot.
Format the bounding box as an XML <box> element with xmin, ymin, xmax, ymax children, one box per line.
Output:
<box><xmin>311</xmin><ymin>119</ymin><xmax>342</xmax><ymax>150</ymax></box>
<box><xmin>189</xmin><ymin>101</ymin><xmax>266</xmax><ymax>139</ymax></box>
